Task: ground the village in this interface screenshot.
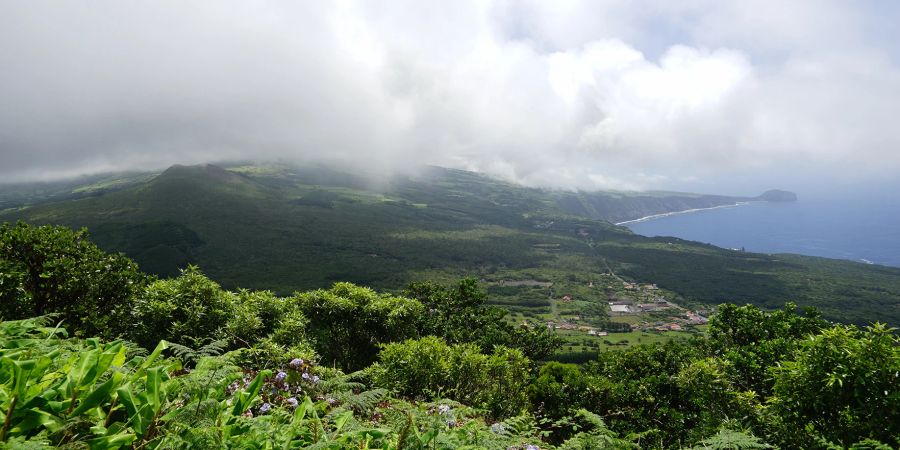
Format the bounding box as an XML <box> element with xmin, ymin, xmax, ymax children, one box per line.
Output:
<box><xmin>487</xmin><ymin>271</ymin><xmax>711</xmax><ymax>353</ymax></box>
<box><xmin>541</xmin><ymin>277</ymin><xmax>709</xmax><ymax>336</ymax></box>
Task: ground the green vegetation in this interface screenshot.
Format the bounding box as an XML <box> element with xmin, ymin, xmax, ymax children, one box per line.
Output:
<box><xmin>0</xmin><ymin>222</ymin><xmax>147</xmax><ymax>338</ymax></box>
<box><xmin>1</xmin><ymin>164</ymin><xmax>898</xmax><ymax>329</ymax></box>
<box><xmin>1</xmin><ymin>223</ymin><xmax>897</xmax><ymax>449</ymax></box>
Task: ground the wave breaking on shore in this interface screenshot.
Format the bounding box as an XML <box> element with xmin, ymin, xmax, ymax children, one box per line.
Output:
<box><xmin>615</xmin><ymin>201</ymin><xmax>760</xmax><ymax>226</ymax></box>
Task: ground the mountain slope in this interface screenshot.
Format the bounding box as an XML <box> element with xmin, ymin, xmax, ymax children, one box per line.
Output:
<box><xmin>1</xmin><ymin>163</ymin><xmax>897</xmax><ymax>326</ymax></box>
<box><xmin>554</xmin><ymin>189</ymin><xmax>794</xmax><ymax>224</ymax></box>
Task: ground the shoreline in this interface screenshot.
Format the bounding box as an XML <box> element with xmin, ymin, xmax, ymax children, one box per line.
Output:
<box><xmin>614</xmin><ymin>201</ymin><xmax>760</xmax><ymax>226</ymax></box>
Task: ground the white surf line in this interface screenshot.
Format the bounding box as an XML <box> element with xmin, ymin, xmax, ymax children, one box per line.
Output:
<box><xmin>614</xmin><ymin>201</ymin><xmax>761</xmax><ymax>226</ymax></box>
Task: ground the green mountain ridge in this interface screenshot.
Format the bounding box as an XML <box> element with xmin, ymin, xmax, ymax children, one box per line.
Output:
<box><xmin>0</xmin><ymin>163</ymin><xmax>896</xmax><ymax>326</ymax></box>
<box><xmin>554</xmin><ymin>189</ymin><xmax>796</xmax><ymax>224</ymax></box>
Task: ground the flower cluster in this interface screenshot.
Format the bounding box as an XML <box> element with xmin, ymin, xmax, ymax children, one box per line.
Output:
<box><xmin>427</xmin><ymin>403</ymin><xmax>464</xmax><ymax>428</ymax></box>
<box><xmin>229</xmin><ymin>358</ymin><xmax>325</xmax><ymax>415</ymax></box>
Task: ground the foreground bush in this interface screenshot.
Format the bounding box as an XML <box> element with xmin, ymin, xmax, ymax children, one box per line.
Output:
<box><xmin>0</xmin><ymin>222</ymin><xmax>146</xmax><ymax>338</ymax></box>
<box><xmin>0</xmin><ymin>317</ymin><xmax>570</xmax><ymax>449</ymax></box>
<box><xmin>294</xmin><ymin>282</ymin><xmax>424</xmax><ymax>370</ymax></box>
<box><xmin>370</xmin><ymin>336</ymin><xmax>531</xmax><ymax>419</ymax></box>
<box><xmin>769</xmin><ymin>323</ymin><xmax>900</xmax><ymax>448</ymax></box>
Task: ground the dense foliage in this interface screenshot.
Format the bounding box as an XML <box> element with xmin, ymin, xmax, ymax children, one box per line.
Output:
<box><xmin>0</xmin><ymin>222</ymin><xmax>146</xmax><ymax>338</ymax></box>
<box><xmin>3</xmin><ymin>163</ymin><xmax>900</xmax><ymax>327</ymax></box>
<box><xmin>370</xmin><ymin>336</ymin><xmax>531</xmax><ymax>419</ymax></box>
<box><xmin>1</xmin><ymin>223</ymin><xmax>898</xmax><ymax>449</ymax></box>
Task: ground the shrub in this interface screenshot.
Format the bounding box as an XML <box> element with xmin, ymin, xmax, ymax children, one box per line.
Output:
<box><xmin>370</xmin><ymin>336</ymin><xmax>531</xmax><ymax>419</ymax></box>
<box><xmin>130</xmin><ymin>265</ymin><xmax>235</xmax><ymax>349</ymax></box>
<box><xmin>769</xmin><ymin>323</ymin><xmax>900</xmax><ymax>448</ymax></box>
<box><xmin>294</xmin><ymin>282</ymin><xmax>423</xmax><ymax>370</ymax></box>
<box><xmin>0</xmin><ymin>222</ymin><xmax>146</xmax><ymax>338</ymax></box>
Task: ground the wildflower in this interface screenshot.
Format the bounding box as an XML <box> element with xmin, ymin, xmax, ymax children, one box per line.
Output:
<box><xmin>289</xmin><ymin>358</ymin><xmax>304</xmax><ymax>369</ymax></box>
<box><xmin>525</xmin><ymin>445</ymin><xmax>540</xmax><ymax>450</ymax></box>
<box><xmin>259</xmin><ymin>403</ymin><xmax>271</xmax><ymax>414</ymax></box>
<box><xmin>491</xmin><ymin>423</ymin><xmax>506</xmax><ymax>434</ymax></box>
<box><xmin>326</xmin><ymin>397</ymin><xmax>338</xmax><ymax>405</ymax></box>
<box><xmin>447</xmin><ymin>420</ymin><xmax>457</xmax><ymax>428</ymax></box>
<box><xmin>301</xmin><ymin>372</ymin><xmax>311</xmax><ymax>380</ymax></box>
<box><xmin>275</xmin><ymin>371</ymin><xmax>287</xmax><ymax>382</ymax></box>
<box><xmin>437</xmin><ymin>404</ymin><xmax>451</xmax><ymax>415</ymax></box>
<box><xmin>286</xmin><ymin>397</ymin><xmax>298</xmax><ymax>408</ymax></box>
<box><xmin>311</xmin><ymin>375</ymin><xmax>320</xmax><ymax>384</ymax></box>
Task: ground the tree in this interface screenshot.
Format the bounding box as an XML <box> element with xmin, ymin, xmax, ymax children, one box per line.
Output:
<box><xmin>404</xmin><ymin>279</ymin><xmax>561</xmax><ymax>360</ymax></box>
<box><xmin>0</xmin><ymin>222</ymin><xmax>146</xmax><ymax>337</ymax></box>
<box><xmin>769</xmin><ymin>323</ymin><xmax>900</xmax><ymax>448</ymax></box>
<box><xmin>707</xmin><ymin>302</ymin><xmax>826</xmax><ymax>395</ymax></box>
<box><xmin>586</xmin><ymin>340</ymin><xmax>704</xmax><ymax>448</ymax></box>
<box><xmin>371</xmin><ymin>336</ymin><xmax>531</xmax><ymax>419</ymax></box>
<box><xmin>130</xmin><ymin>265</ymin><xmax>235</xmax><ymax>349</ymax></box>
<box><xmin>294</xmin><ymin>282</ymin><xmax>423</xmax><ymax>371</ymax></box>
<box><xmin>527</xmin><ymin>361</ymin><xmax>611</xmax><ymax>444</ymax></box>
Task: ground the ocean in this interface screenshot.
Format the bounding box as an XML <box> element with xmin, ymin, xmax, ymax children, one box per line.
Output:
<box><xmin>624</xmin><ymin>190</ymin><xmax>900</xmax><ymax>268</ymax></box>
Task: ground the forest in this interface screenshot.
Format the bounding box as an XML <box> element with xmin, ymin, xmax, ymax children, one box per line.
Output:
<box><xmin>3</xmin><ymin>163</ymin><xmax>900</xmax><ymax>329</ymax></box>
<box><xmin>1</xmin><ymin>222</ymin><xmax>898</xmax><ymax>449</ymax></box>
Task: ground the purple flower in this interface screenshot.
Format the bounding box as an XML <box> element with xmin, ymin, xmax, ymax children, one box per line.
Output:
<box><xmin>301</xmin><ymin>372</ymin><xmax>311</xmax><ymax>380</ymax></box>
<box><xmin>525</xmin><ymin>445</ymin><xmax>540</xmax><ymax>450</ymax></box>
<box><xmin>437</xmin><ymin>404</ymin><xmax>451</xmax><ymax>415</ymax></box>
<box><xmin>259</xmin><ymin>403</ymin><xmax>271</xmax><ymax>414</ymax></box>
<box><xmin>446</xmin><ymin>420</ymin><xmax>457</xmax><ymax>428</ymax></box>
<box><xmin>289</xmin><ymin>358</ymin><xmax>304</xmax><ymax>369</ymax></box>
<box><xmin>311</xmin><ymin>375</ymin><xmax>320</xmax><ymax>384</ymax></box>
<box><xmin>286</xmin><ymin>397</ymin><xmax>298</xmax><ymax>408</ymax></box>
<box><xmin>275</xmin><ymin>371</ymin><xmax>287</xmax><ymax>382</ymax></box>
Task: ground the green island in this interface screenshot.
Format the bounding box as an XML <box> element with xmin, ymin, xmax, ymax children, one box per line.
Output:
<box><xmin>1</xmin><ymin>164</ymin><xmax>898</xmax><ymax>449</ymax></box>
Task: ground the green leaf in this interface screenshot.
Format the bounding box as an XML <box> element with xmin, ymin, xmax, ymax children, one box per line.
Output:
<box><xmin>230</xmin><ymin>370</ymin><xmax>270</xmax><ymax>417</ymax></box>
<box><xmin>9</xmin><ymin>408</ymin><xmax>64</xmax><ymax>436</ymax></box>
<box><xmin>86</xmin><ymin>432</ymin><xmax>137</xmax><ymax>450</ymax></box>
<box><xmin>69</xmin><ymin>372</ymin><xmax>122</xmax><ymax>417</ymax></box>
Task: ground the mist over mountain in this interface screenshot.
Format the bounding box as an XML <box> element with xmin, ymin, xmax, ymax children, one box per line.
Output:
<box><xmin>1</xmin><ymin>162</ymin><xmax>896</xmax><ymax>328</ymax></box>
<box><xmin>3</xmin><ymin>4</ymin><xmax>900</xmax><ymax>447</ymax></box>
<box><xmin>3</xmin><ymin>1</ymin><xmax>900</xmax><ymax>194</ymax></box>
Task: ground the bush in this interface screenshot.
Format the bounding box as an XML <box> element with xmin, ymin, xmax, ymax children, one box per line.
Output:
<box><xmin>528</xmin><ymin>362</ymin><xmax>596</xmax><ymax>423</ymax></box>
<box><xmin>130</xmin><ymin>265</ymin><xmax>235</xmax><ymax>349</ymax></box>
<box><xmin>404</xmin><ymin>279</ymin><xmax>562</xmax><ymax>360</ymax></box>
<box><xmin>370</xmin><ymin>336</ymin><xmax>531</xmax><ymax>419</ymax></box>
<box><xmin>226</xmin><ymin>289</ymin><xmax>310</xmax><ymax>354</ymax></box>
<box><xmin>769</xmin><ymin>323</ymin><xmax>900</xmax><ymax>448</ymax></box>
<box><xmin>0</xmin><ymin>222</ymin><xmax>146</xmax><ymax>338</ymax></box>
<box><xmin>294</xmin><ymin>282</ymin><xmax>424</xmax><ymax>370</ymax></box>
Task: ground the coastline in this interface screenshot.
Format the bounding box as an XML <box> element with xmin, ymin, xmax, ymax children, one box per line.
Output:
<box><xmin>614</xmin><ymin>201</ymin><xmax>760</xmax><ymax>226</ymax></box>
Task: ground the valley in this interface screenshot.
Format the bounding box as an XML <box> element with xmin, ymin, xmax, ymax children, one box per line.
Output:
<box><xmin>1</xmin><ymin>162</ymin><xmax>898</xmax><ymax>331</ymax></box>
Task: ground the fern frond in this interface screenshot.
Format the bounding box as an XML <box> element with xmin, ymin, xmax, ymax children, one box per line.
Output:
<box><xmin>334</xmin><ymin>388</ymin><xmax>389</xmax><ymax>415</ymax></box>
<box><xmin>199</xmin><ymin>339</ymin><xmax>228</xmax><ymax>357</ymax></box>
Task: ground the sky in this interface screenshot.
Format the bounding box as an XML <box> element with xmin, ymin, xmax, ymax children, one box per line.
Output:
<box><xmin>2</xmin><ymin>0</ymin><xmax>900</xmax><ymax>194</ymax></box>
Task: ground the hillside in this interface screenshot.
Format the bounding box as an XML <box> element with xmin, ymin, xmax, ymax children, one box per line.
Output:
<box><xmin>554</xmin><ymin>189</ymin><xmax>795</xmax><ymax>224</ymax></box>
<box><xmin>1</xmin><ymin>163</ymin><xmax>897</xmax><ymax>326</ymax></box>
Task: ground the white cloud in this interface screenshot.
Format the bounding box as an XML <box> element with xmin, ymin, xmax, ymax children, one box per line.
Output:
<box><xmin>1</xmin><ymin>0</ymin><xmax>899</xmax><ymax>192</ymax></box>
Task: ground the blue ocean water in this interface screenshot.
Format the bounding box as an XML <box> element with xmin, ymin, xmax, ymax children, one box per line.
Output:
<box><xmin>625</xmin><ymin>191</ymin><xmax>900</xmax><ymax>268</ymax></box>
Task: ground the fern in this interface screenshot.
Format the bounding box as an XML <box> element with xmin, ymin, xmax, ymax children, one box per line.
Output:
<box><xmin>499</xmin><ymin>413</ymin><xmax>543</xmax><ymax>439</ymax></box>
<box><xmin>690</xmin><ymin>429</ymin><xmax>774</xmax><ymax>449</ymax></box>
<box><xmin>317</xmin><ymin>370</ymin><xmax>367</xmax><ymax>394</ymax></box>
<box><xmin>168</xmin><ymin>338</ymin><xmax>229</xmax><ymax>368</ymax></box>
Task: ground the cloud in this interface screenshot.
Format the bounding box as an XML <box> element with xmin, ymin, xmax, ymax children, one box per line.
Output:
<box><xmin>1</xmin><ymin>1</ymin><xmax>899</xmax><ymax>192</ymax></box>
